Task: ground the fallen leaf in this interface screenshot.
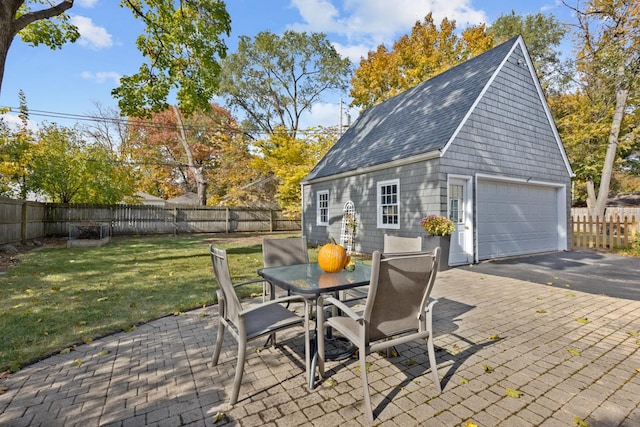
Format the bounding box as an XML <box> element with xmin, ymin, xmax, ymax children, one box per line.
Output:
<box><xmin>505</xmin><ymin>388</ymin><xmax>522</xmax><ymax>398</ymax></box>
<box><xmin>566</xmin><ymin>293</ymin><xmax>576</xmax><ymax>297</ymax></box>
<box><xmin>466</xmin><ymin>422</ymin><xmax>478</xmax><ymax>427</ymax></box>
<box><xmin>483</xmin><ymin>365</ymin><xmax>494</xmax><ymax>373</ymax></box>
<box><xmin>576</xmin><ymin>317</ymin><xmax>590</xmax><ymax>324</ymax></box>
<box><xmin>536</xmin><ymin>309</ymin><xmax>547</xmax><ymax>314</ymax></box>
<box><xmin>568</xmin><ymin>349</ymin><xmax>581</xmax><ymax>356</ymax></box>
<box><xmin>573</xmin><ymin>416</ymin><xmax>590</xmax><ymax>427</ymax></box>
<box><xmin>60</xmin><ymin>348</ymin><xmax>72</xmax><ymax>354</ymax></box>
<box><xmin>565</xmin><ymin>284</ymin><xmax>571</xmax><ymax>288</ymax></box>
<box><xmin>72</xmin><ymin>358</ymin><xmax>82</xmax><ymax>367</ymax></box>
<box><xmin>405</xmin><ymin>359</ymin><xmax>416</xmax><ymax>366</ymax></box>
<box><xmin>546</xmin><ymin>282</ymin><xmax>553</xmax><ymax>286</ymax></box>
<box><xmin>97</xmin><ymin>350</ymin><xmax>110</xmax><ymax>357</ymax></box>
<box><xmin>460</xmin><ymin>377</ymin><xmax>469</xmax><ymax>384</ymax></box>
<box><xmin>324</xmin><ymin>379</ymin><xmax>337</xmax><ymax>386</ymax></box>
<box><xmin>83</xmin><ymin>337</ymin><xmax>93</xmax><ymax>344</ymax></box>
<box><xmin>489</xmin><ymin>334</ymin><xmax>499</xmax><ymax>340</ymax></box>
<box><xmin>626</xmin><ymin>331</ymin><xmax>639</xmax><ymax>338</ymax></box>
<box><xmin>213</xmin><ymin>411</ymin><xmax>226</xmax><ymax>423</ymax></box>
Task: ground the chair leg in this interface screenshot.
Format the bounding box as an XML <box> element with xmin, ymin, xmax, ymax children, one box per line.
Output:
<box><xmin>230</xmin><ymin>338</ymin><xmax>247</xmax><ymax>405</ymax></box>
<box><xmin>213</xmin><ymin>323</ymin><xmax>225</xmax><ymax>365</ymax></box>
<box><xmin>426</xmin><ymin>332</ymin><xmax>441</xmax><ymax>393</ymax></box>
<box><xmin>359</xmin><ymin>350</ymin><xmax>374</xmax><ymax>423</ymax></box>
<box><xmin>317</xmin><ymin>304</ymin><xmax>325</xmax><ymax>378</ymax></box>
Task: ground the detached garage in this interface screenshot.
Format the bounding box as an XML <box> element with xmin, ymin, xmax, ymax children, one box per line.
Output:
<box><xmin>476</xmin><ymin>177</ymin><xmax>567</xmax><ymax>261</ymax></box>
<box><xmin>301</xmin><ymin>36</ymin><xmax>573</xmax><ymax>266</ymax></box>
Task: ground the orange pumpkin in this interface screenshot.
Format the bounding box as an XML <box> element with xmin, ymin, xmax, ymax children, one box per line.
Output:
<box><xmin>318</xmin><ymin>237</ymin><xmax>350</xmax><ymax>273</ymax></box>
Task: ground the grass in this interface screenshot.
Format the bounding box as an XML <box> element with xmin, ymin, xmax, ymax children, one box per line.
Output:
<box><xmin>0</xmin><ymin>233</ymin><xmax>307</xmax><ymax>373</ymax></box>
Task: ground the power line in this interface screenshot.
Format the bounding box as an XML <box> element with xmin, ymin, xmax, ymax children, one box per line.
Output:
<box><xmin>1</xmin><ymin>106</ymin><xmax>343</xmax><ymax>137</ymax></box>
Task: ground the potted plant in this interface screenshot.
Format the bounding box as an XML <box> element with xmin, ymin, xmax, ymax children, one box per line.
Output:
<box><xmin>420</xmin><ymin>214</ymin><xmax>455</xmax><ymax>271</ymax></box>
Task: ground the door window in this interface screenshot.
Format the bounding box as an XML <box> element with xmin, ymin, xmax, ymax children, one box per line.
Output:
<box><xmin>449</xmin><ymin>184</ymin><xmax>464</xmax><ymax>224</ymax></box>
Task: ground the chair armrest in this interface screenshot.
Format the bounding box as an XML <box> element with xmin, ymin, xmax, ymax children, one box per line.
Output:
<box><xmin>232</xmin><ymin>278</ymin><xmax>267</xmax><ymax>289</ymax></box>
<box><xmin>322</xmin><ymin>295</ymin><xmax>363</xmax><ymax>323</ymax></box>
<box><xmin>240</xmin><ymin>294</ymin><xmax>309</xmax><ymax>316</ymax></box>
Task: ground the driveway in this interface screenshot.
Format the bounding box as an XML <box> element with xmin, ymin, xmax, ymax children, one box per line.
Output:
<box><xmin>461</xmin><ymin>250</ymin><xmax>640</xmax><ymax>301</ymax></box>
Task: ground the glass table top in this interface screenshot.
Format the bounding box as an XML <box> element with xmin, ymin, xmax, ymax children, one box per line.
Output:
<box><xmin>259</xmin><ymin>262</ymin><xmax>371</xmax><ymax>295</ymax></box>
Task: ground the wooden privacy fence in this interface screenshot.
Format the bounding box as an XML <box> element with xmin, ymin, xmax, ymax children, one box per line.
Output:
<box><xmin>0</xmin><ymin>198</ymin><xmax>301</xmax><ymax>245</ymax></box>
<box><xmin>571</xmin><ymin>214</ymin><xmax>639</xmax><ymax>250</ymax></box>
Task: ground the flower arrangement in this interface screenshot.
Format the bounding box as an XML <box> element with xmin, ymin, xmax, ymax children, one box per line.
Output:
<box><xmin>420</xmin><ymin>214</ymin><xmax>455</xmax><ymax>236</ymax></box>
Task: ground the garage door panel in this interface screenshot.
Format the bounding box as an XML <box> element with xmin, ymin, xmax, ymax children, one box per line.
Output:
<box><xmin>478</xmin><ymin>180</ymin><xmax>559</xmax><ymax>260</ymax></box>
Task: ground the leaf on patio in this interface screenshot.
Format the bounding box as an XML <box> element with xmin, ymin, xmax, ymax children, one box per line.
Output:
<box><xmin>72</xmin><ymin>358</ymin><xmax>82</xmax><ymax>367</ymax></box>
<box><xmin>546</xmin><ymin>282</ymin><xmax>553</xmax><ymax>285</ymax></box>
<box><xmin>356</xmin><ymin>362</ymin><xmax>372</xmax><ymax>374</ymax></box>
<box><xmin>466</xmin><ymin>421</ymin><xmax>478</xmax><ymax>427</ymax></box>
<box><xmin>568</xmin><ymin>349</ymin><xmax>581</xmax><ymax>356</ymax></box>
<box><xmin>324</xmin><ymin>378</ymin><xmax>337</xmax><ymax>387</ymax></box>
<box><xmin>573</xmin><ymin>416</ymin><xmax>590</xmax><ymax>427</ymax></box>
<box><xmin>626</xmin><ymin>331</ymin><xmax>639</xmax><ymax>338</ymax></box>
<box><xmin>489</xmin><ymin>334</ymin><xmax>499</xmax><ymax>340</ymax></box>
<box><xmin>565</xmin><ymin>284</ymin><xmax>571</xmax><ymax>288</ymax></box>
<box><xmin>483</xmin><ymin>365</ymin><xmax>494</xmax><ymax>373</ymax></box>
<box><xmin>566</xmin><ymin>293</ymin><xmax>576</xmax><ymax>297</ymax></box>
<box><xmin>450</xmin><ymin>344</ymin><xmax>461</xmax><ymax>355</ymax></box>
<box><xmin>97</xmin><ymin>350</ymin><xmax>110</xmax><ymax>357</ymax></box>
<box><xmin>536</xmin><ymin>310</ymin><xmax>547</xmax><ymax>314</ymax></box>
<box><xmin>576</xmin><ymin>317</ymin><xmax>589</xmax><ymax>324</ymax></box>
<box><xmin>460</xmin><ymin>377</ymin><xmax>469</xmax><ymax>384</ymax></box>
<box><xmin>505</xmin><ymin>388</ymin><xmax>522</xmax><ymax>398</ymax></box>
<box><xmin>405</xmin><ymin>358</ymin><xmax>416</xmax><ymax>366</ymax></box>
<box><xmin>213</xmin><ymin>411</ymin><xmax>227</xmax><ymax>423</ymax></box>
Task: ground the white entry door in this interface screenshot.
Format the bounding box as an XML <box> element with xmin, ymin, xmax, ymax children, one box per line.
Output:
<box><xmin>448</xmin><ymin>177</ymin><xmax>473</xmax><ymax>265</ymax></box>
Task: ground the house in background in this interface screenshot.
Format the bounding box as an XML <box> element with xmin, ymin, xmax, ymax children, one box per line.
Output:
<box><xmin>301</xmin><ymin>36</ymin><xmax>573</xmax><ymax>266</ymax></box>
<box><xmin>166</xmin><ymin>192</ymin><xmax>200</xmax><ymax>206</ymax></box>
<box><xmin>127</xmin><ymin>191</ymin><xmax>166</xmax><ymax>206</ymax></box>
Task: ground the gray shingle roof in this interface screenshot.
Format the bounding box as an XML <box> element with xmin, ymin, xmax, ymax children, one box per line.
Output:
<box><xmin>304</xmin><ymin>36</ymin><xmax>519</xmax><ymax>182</ymax></box>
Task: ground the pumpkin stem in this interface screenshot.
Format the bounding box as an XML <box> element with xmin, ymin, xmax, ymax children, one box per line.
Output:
<box><xmin>328</xmin><ymin>236</ymin><xmax>336</xmax><ymax>245</ymax></box>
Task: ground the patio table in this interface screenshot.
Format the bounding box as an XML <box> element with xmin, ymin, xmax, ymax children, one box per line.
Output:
<box><xmin>258</xmin><ymin>262</ymin><xmax>371</xmax><ymax>388</ymax></box>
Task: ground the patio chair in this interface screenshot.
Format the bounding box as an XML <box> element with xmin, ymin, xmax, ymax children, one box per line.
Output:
<box><xmin>262</xmin><ymin>236</ymin><xmax>309</xmax><ymax>300</ymax></box>
<box><xmin>210</xmin><ymin>245</ymin><xmax>310</xmax><ymax>405</ymax></box>
<box><xmin>383</xmin><ymin>234</ymin><xmax>423</xmax><ymax>253</ymax></box>
<box><xmin>317</xmin><ymin>248</ymin><xmax>442</xmax><ymax>422</ymax></box>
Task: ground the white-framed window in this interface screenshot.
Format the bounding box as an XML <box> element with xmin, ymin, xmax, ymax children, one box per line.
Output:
<box><xmin>377</xmin><ymin>179</ymin><xmax>399</xmax><ymax>229</ymax></box>
<box><xmin>317</xmin><ymin>191</ymin><xmax>329</xmax><ymax>226</ymax></box>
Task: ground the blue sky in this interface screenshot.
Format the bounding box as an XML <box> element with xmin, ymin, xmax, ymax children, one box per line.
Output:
<box><xmin>0</xmin><ymin>0</ymin><xmax>574</xmax><ymax>131</ymax></box>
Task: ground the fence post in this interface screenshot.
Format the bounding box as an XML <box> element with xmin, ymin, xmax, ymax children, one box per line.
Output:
<box><xmin>225</xmin><ymin>207</ymin><xmax>230</xmax><ymax>233</ymax></box>
<box><xmin>270</xmin><ymin>210</ymin><xmax>274</xmax><ymax>232</ymax></box>
<box><xmin>21</xmin><ymin>201</ymin><xmax>28</xmax><ymax>244</ymax></box>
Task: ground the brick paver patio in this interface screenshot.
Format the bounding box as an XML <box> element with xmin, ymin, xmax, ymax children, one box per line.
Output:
<box><xmin>1</xmin><ymin>268</ymin><xmax>639</xmax><ymax>426</ymax></box>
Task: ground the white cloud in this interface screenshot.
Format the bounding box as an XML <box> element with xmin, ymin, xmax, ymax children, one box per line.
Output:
<box><xmin>70</xmin><ymin>15</ymin><xmax>113</xmax><ymax>49</ymax></box>
<box><xmin>289</xmin><ymin>0</ymin><xmax>488</xmax><ymax>52</ymax></box>
<box><xmin>1</xmin><ymin>113</ymin><xmax>37</xmax><ymax>131</ymax></box>
<box><xmin>80</xmin><ymin>71</ymin><xmax>121</xmax><ymax>84</ymax></box>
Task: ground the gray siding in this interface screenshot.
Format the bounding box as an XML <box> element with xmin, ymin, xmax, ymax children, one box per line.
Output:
<box><xmin>441</xmin><ymin>46</ymin><xmax>569</xmax><ymax>183</ymax></box>
<box><xmin>303</xmin><ymin>159</ymin><xmax>441</xmax><ymax>253</ymax></box>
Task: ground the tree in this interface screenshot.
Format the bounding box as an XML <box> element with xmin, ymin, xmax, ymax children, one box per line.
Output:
<box><xmin>0</xmin><ymin>1</ymin><xmax>78</xmax><ymax>95</ymax></box>
<box><xmin>0</xmin><ymin>89</ymin><xmax>34</xmax><ymax>198</ymax></box>
<box><xmin>489</xmin><ymin>11</ymin><xmax>568</xmax><ymax>93</ymax></box>
<box><xmin>350</xmin><ymin>13</ymin><xmax>493</xmax><ymax>110</ymax></box>
<box><xmin>28</xmin><ymin>123</ymin><xmax>135</xmax><ymax>203</ymax></box>
<box><xmin>252</xmin><ymin>126</ymin><xmax>337</xmax><ymax>215</ymax></box>
<box><xmin>112</xmin><ymin>1</ymin><xmax>231</xmax><ymax>205</ymax></box>
<box><xmin>564</xmin><ymin>0</ymin><xmax>640</xmax><ymax>217</ymax></box>
<box><xmin>217</xmin><ymin>30</ymin><xmax>352</xmax><ymax>139</ymax></box>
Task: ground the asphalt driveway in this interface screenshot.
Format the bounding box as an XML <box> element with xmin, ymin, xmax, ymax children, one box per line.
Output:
<box><xmin>461</xmin><ymin>250</ymin><xmax>640</xmax><ymax>301</ymax></box>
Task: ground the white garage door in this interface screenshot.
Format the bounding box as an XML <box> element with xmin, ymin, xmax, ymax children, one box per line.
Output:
<box><xmin>477</xmin><ymin>180</ymin><xmax>560</xmax><ymax>260</ymax></box>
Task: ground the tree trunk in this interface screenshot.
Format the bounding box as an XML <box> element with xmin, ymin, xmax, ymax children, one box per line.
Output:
<box><xmin>587</xmin><ymin>72</ymin><xmax>628</xmax><ymax>219</ymax></box>
<box><xmin>172</xmin><ymin>105</ymin><xmax>208</xmax><ymax>206</ymax></box>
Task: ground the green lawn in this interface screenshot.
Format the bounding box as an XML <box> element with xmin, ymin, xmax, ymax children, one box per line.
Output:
<box><xmin>0</xmin><ymin>233</ymin><xmax>305</xmax><ymax>372</ymax></box>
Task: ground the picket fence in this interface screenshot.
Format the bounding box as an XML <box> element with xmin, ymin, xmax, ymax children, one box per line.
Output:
<box><xmin>570</xmin><ymin>214</ymin><xmax>639</xmax><ymax>250</ymax></box>
<box><xmin>0</xmin><ymin>198</ymin><xmax>300</xmax><ymax>245</ymax></box>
